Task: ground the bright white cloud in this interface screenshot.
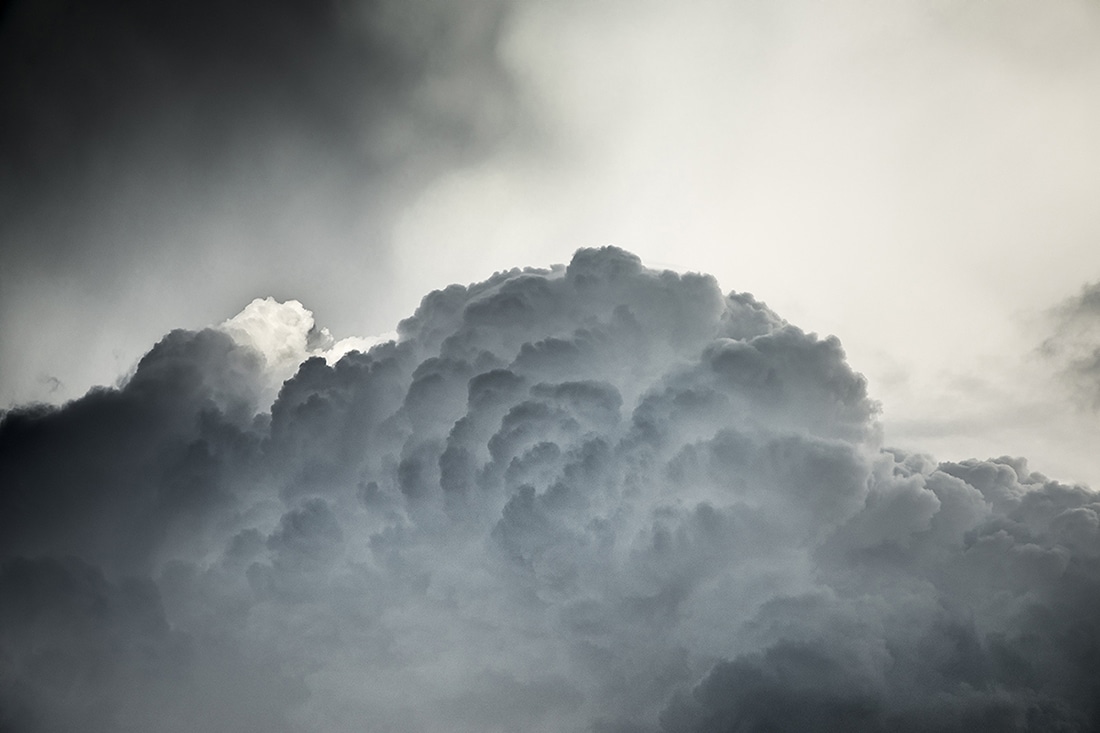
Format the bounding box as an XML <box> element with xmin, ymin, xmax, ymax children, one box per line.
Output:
<box><xmin>219</xmin><ymin>297</ymin><xmax>393</xmax><ymax>406</ymax></box>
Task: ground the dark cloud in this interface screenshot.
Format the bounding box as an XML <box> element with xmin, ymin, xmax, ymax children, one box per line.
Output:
<box><xmin>0</xmin><ymin>556</ymin><xmax>305</xmax><ymax>733</ymax></box>
<box><xmin>0</xmin><ymin>327</ymin><xmax>265</xmax><ymax>573</ymax></box>
<box><xmin>1</xmin><ymin>248</ymin><xmax>1098</xmax><ymax>732</ymax></box>
<box><xmin>0</xmin><ymin>0</ymin><xmax>516</xmax><ymax>202</ymax></box>
<box><xmin>0</xmin><ymin>0</ymin><xmax>523</xmax><ymax>407</ymax></box>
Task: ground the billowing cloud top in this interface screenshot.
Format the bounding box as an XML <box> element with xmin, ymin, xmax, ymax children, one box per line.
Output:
<box><xmin>1</xmin><ymin>248</ymin><xmax>1098</xmax><ymax>732</ymax></box>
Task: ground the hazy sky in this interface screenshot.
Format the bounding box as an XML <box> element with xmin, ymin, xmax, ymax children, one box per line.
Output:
<box><xmin>2</xmin><ymin>2</ymin><xmax>1100</xmax><ymax>730</ymax></box>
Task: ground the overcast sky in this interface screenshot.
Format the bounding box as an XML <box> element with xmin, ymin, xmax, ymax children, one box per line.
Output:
<box><xmin>2</xmin><ymin>2</ymin><xmax>1100</xmax><ymax>730</ymax></box>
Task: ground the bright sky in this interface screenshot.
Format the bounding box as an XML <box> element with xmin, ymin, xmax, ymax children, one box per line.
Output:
<box><xmin>387</xmin><ymin>0</ymin><xmax>1100</xmax><ymax>486</ymax></box>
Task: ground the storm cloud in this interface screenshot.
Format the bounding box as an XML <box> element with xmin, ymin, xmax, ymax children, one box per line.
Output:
<box><xmin>0</xmin><ymin>0</ymin><xmax>521</xmax><ymax>406</ymax></box>
<box><xmin>1</xmin><ymin>0</ymin><xmax>517</xmax><ymax>217</ymax></box>
<box><xmin>2</xmin><ymin>247</ymin><xmax>1097</xmax><ymax>732</ymax></box>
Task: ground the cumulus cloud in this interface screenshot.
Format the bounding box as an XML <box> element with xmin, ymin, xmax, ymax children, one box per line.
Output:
<box><xmin>1</xmin><ymin>248</ymin><xmax>1098</xmax><ymax>732</ymax></box>
<box><xmin>219</xmin><ymin>297</ymin><xmax>392</xmax><ymax>404</ymax></box>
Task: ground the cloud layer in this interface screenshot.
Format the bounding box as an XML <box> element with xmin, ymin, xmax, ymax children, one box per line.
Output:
<box><xmin>2</xmin><ymin>248</ymin><xmax>1098</xmax><ymax>732</ymax></box>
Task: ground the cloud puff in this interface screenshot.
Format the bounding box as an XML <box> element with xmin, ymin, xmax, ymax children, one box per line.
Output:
<box><xmin>219</xmin><ymin>297</ymin><xmax>391</xmax><ymax>405</ymax></box>
<box><xmin>1</xmin><ymin>247</ymin><xmax>1097</xmax><ymax>732</ymax></box>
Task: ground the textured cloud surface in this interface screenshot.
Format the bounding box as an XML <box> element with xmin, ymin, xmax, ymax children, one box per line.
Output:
<box><xmin>2</xmin><ymin>248</ymin><xmax>1098</xmax><ymax>732</ymax></box>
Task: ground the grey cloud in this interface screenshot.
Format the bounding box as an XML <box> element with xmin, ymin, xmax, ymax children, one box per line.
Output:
<box><xmin>0</xmin><ymin>0</ymin><xmax>523</xmax><ymax>408</ymax></box>
<box><xmin>0</xmin><ymin>556</ymin><xmax>305</xmax><ymax>733</ymax></box>
<box><xmin>0</xmin><ymin>0</ymin><xmax>517</xmax><ymax>206</ymax></box>
<box><xmin>0</xmin><ymin>327</ymin><xmax>265</xmax><ymax>573</ymax></box>
<box><xmin>1</xmin><ymin>248</ymin><xmax>1098</xmax><ymax>732</ymax></box>
<box><xmin>266</xmin><ymin>499</ymin><xmax>345</xmax><ymax>572</ymax></box>
<box><xmin>1042</xmin><ymin>281</ymin><xmax>1100</xmax><ymax>409</ymax></box>
<box><xmin>659</xmin><ymin>642</ymin><xmax>884</xmax><ymax>733</ymax></box>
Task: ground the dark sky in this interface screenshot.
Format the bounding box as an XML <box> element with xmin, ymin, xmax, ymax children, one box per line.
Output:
<box><xmin>0</xmin><ymin>0</ymin><xmax>522</xmax><ymax>405</ymax></box>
